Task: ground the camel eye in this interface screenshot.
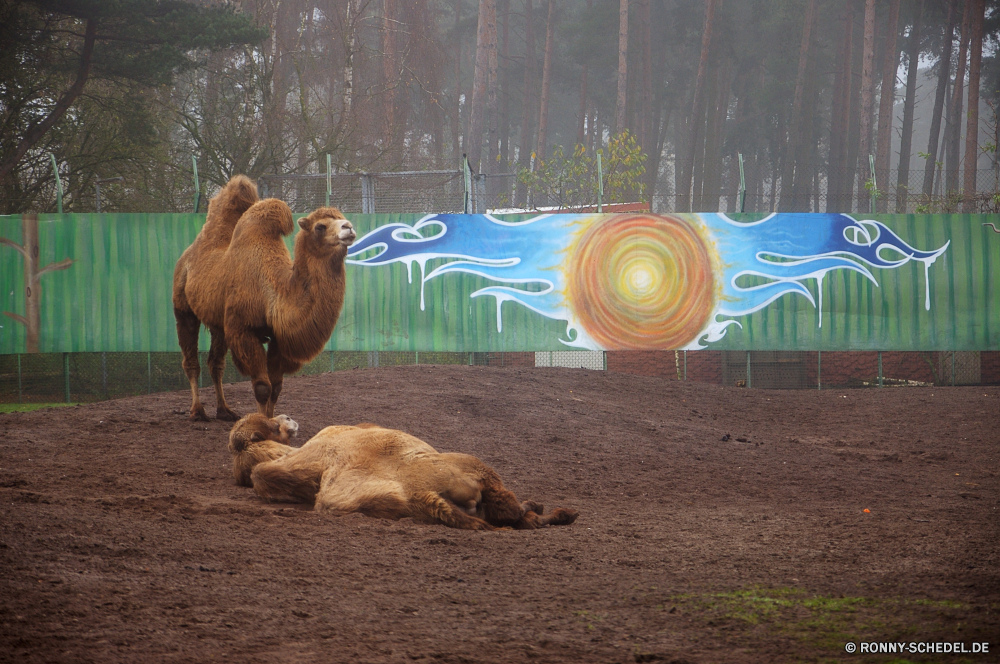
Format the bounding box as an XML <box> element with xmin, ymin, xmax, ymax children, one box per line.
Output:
<box><xmin>315</xmin><ymin>223</ymin><xmax>327</xmax><ymax>233</ymax></box>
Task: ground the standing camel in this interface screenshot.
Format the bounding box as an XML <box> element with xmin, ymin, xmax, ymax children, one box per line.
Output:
<box><xmin>172</xmin><ymin>175</ymin><xmax>259</xmax><ymax>421</ymax></box>
<box><xmin>173</xmin><ymin>177</ymin><xmax>355</xmax><ymax>420</ymax></box>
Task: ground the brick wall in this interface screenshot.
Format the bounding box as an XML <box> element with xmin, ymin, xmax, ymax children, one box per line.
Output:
<box><xmin>605</xmin><ymin>351</ymin><xmax>679</xmax><ymax>378</ymax></box>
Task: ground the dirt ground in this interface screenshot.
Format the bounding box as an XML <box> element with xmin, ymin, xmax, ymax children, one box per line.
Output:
<box><xmin>1</xmin><ymin>364</ymin><xmax>997</xmax><ymax>663</ymax></box>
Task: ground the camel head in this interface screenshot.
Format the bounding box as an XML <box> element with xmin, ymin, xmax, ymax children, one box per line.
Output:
<box><xmin>298</xmin><ymin>207</ymin><xmax>356</xmax><ymax>257</ymax></box>
<box><xmin>228</xmin><ymin>413</ymin><xmax>299</xmax><ymax>453</ymax></box>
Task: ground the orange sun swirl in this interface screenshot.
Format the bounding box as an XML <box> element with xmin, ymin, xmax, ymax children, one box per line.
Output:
<box><xmin>565</xmin><ymin>214</ymin><xmax>716</xmax><ymax>350</ymax></box>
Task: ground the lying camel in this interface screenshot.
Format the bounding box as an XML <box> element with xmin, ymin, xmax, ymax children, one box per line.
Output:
<box><xmin>228</xmin><ymin>414</ymin><xmax>580</xmax><ymax>531</ymax></box>
<box><xmin>173</xmin><ymin>176</ymin><xmax>355</xmax><ymax>420</ymax></box>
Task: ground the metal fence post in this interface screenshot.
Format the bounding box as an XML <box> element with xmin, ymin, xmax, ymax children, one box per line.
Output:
<box><xmin>17</xmin><ymin>354</ymin><xmax>22</xmax><ymax>403</ymax></box>
<box><xmin>463</xmin><ymin>156</ymin><xmax>472</xmax><ymax>214</ymax></box>
<box><xmin>475</xmin><ymin>174</ymin><xmax>486</xmax><ymax>213</ymax></box>
<box><xmin>597</xmin><ymin>152</ymin><xmax>603</xmax><ymax>213</ymax></box>
<box><xmin>738</xmin><ymin>152</ymin><xmax>747</xmax><ymax>213</ymax></box>
<box><xmin>868</xmin><ymin>154</ymin><xmax>877</xmax><ymax>215</ymax></box>
<box><xmin>49</xmin><ymin>153</ymin><xmax>63</xmax><ymax>214</ymax></box>
<box><xmin>325</xmin><ymin>154</ymin><xmax>332</xmax><ymax>208</ymax></box>
<box><xmin>684</xmin><ymin>350</ymin><xmax>688</xmax><ymax>380</ymax></box>
<box><xmin>360</xmin><ymin>174</ymin><xmax>375</xmax><ymax>214</ymax></box>
<box><xmin>63</xmin><ymin>352</ymin><xmax>70</xmax><ymax>403</ymax></box>
<box><xmin>95</xmin><ymin>176</ymin><xmax>122</xmax><ymax>213</ymax></box>
<box><xmin>192</xmin><ymin>155</ymin><xmax>201</xmax><ymax>213</ymax></box>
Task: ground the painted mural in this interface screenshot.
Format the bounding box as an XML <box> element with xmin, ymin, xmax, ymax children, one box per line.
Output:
<box><xmin>1</xmin><ymin>212</ymin><xmax>996</xmax><ymax>354</ymax></box>
<box><xmin>347</xmin><ymin>212</ymin><xmax>950</xmax><ymax>351</ymax></box>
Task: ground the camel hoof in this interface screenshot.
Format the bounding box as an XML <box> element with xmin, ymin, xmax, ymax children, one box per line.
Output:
<box><xmin>548</xmin><ymin>508</ymin><xmax>579</xmax><ymax>526</ymax></box>
<box><xmin>216</xmin><ymin>408</ymin><xmax>240</xmax><ymax>422</ymax></box>
<box><xmin>189</xmin><ymin>407</ymin><xmax>210</xmax><ymax>422</ymax></box>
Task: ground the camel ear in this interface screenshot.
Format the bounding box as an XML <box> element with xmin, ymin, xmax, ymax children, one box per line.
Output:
<box><xmin>298</xmin><ymin>218</ymin><xmax>309</xmax><ymax>231</ymax></box>
<box><xmin>250</xmin><ymin>432</ymin><xmax>264</xmax><ymax>442</ymax></box>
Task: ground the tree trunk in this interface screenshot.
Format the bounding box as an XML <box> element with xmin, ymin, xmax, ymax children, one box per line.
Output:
<box><xmin>921</xmin><ymin>0</ymin><xmax>956</xmax><ymax>198</ymax></box>
<box><xmin>616</xmin><ymin>0</ymin><xmax>629</xmax><ymax>135</ymax></box>
<box><xmin>514</xmin><ymin>0</ymin><xmax>536</xmax><ymax>206</ymax></box>
<box><xmin>486</xmin><ymin>1</ymin><xmax>500</xmax><ymax>176</ymax></box>
<box><xmin>896</xmin><ymin>0</ymin><xmax>924</xmax><ymax>212</ymax></box>
<box><xmin>874</xmin><ymin>0</ymin><xmax>901</xmax><ymax>213</ymax></box>
<box><xmin>451</xmin><ymin>0</ymin><xmax>462</xmax><ymax>166</ymax></box>
<box><xmin>499</xmin><ymin>0</ymin><xmax>510</xmax><ymax>167</ymax></box>
<box><xmin>856</xmin><ymin>0</ymin><xmax>877</xmax><ymax>210</ymax></box>
<box><xmin>792</xmin><ymin>58</ymin><xmax>821</xmax><ymax>210</ymax></box>
<box><xmin>945</xmin><ymin>0</ymin><xmax>972</xmax><ymax>194</ymax></box>
<box><xmin>827</xmin><ymin>4</ymin><xmax>853</xmax><ymax>212</ymax></box>
<box><xmin>778</xmin><ymin>0</ymin><xmax>817</xmax><ymax>212</ymax></box>
<box><xmin>703</xmin><ymin>59</ymin><xmax>733</xmax><ymax>213</ymax></box>
<box><xmin>680</xmin><ymin>0</ymin><xmax>718</xmax><ymax>213</ymax></box>
<box><xmin>640</xmin><ymin>0</ymin><xmax>652</xmax><ymax>151</ymax></box>
<box><xmin>535</xmin><ymin>0</ymin><xmax>556</xmax><ymax>162</ymax></box>
<box><xmin>381</xmin><ymin>0</ymin><xmax>399</xmax><ymax>160</ymax></box>
<box><xmin>693</xmin><ymin>61</ymin><xmax>718</xmax><ymax>211</ymax></box>
<box><xmin>962</xmin><ymin>0</ymin><xmax>985</xmax><ymax>210</ymax></box>
<box><xmin>845</xmin><ymin>8</ymin><xmax>864</xmax><ymax>213</ymax></box>
<box><xmin>467</xmin><ymin>0</ymin><xmax>495</xmax><ymax>173</ymax></box>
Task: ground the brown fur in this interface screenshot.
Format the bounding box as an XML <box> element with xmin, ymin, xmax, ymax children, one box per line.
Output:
<box><xmin>229</xmin><ymin>415</ymin><xmax>580</xmax><ymax>531</ymax></box>
<box><xmin>228</xmin><ymin>413</ymin><xmax>300</xmax><ymax>486</ymax></box>
<box><xmin>172</xmin><ymin>176</ymin><xmax>356</xmax><ymax>420</ymax></box>
<box><xmin>172</xmin><ymin>175</ymin><xmax>259</xmax><ymax>421</ymax></box>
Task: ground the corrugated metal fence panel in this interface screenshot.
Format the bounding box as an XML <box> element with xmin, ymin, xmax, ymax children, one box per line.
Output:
<box><xmin>1</xmin><ymin>213</ymin><xmax>998</xmax><ymax>353</ymax></box>
<box><xmin>705</xmin><ymin>214</ymin><xmax>998</xmax><ymax>351</ymax></box>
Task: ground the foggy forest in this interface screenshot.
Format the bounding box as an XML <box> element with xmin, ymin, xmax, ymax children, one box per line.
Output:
<box><xmin>2</xmin><ymin>0</ymin><xmax>999</xmax><ymax>216</ymax></box>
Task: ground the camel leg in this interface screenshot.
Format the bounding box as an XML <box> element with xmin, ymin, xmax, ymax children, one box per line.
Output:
<box><xmin>227</xmin><ymin>329</ymin><xmax>271</xmax><ymax>415</ymax></box>
<box><xmin>408</xmin><ymin>491</ymin><xmax>496</xmax><ymax>530</ymax></box>
<box><xmin>480</xmin><ymin>479</ymin><xmax>579</xmax><ymax>530</ymax></box>
<box><xmin>174</xmin><ymin>307</ymin><xmax>208</xmax><ymax>422</ymax></box>
<box><xmin>265</xmin><ymin>342</ymin><xmax>302</xmax><ymax>419</ymax></box>
<box><xmin>207</xmin><ymin>328</ymin><xmax>239</xmax><ymax>421</ymax></box>
<box><xmin>250</xmin><ymin>458</ymin><xmax>321</xmax><ymax>504</ymax></box>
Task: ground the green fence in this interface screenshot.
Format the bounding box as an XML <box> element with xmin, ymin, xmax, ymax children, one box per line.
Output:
<box><xmin>2</xmin><ymin>212</ymin><xmax>998</xmax><ymax>354</ymax></box>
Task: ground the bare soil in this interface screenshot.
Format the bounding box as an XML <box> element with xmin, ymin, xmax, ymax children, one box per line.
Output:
<box><xmin>1</xmin><ymin>365</ymin><xmax>997</xmax><ymax>663</ymax></box>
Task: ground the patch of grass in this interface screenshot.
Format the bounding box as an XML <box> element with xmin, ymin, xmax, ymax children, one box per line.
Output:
<box><xmin>665</xmin><ymin>586</ymin><xmax>974</xmax><ymax>652</ymax></box>
<box><xmin>0</xmin><ymin>402</ymin><xmax>78</xmax><ymax>413</ymax></box>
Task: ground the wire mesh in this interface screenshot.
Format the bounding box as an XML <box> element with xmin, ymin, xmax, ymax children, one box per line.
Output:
<box><xmin>257</xmin><ymin>171</ymin><xmax>473</xmax><ymax>214</ymax></box>
<box><xmin>2</xmin><ymin>350</ymin><xmax>997</xmax><ymax>405</ymax></box>
<box><xmin>651</xmin><ymin>163</ymin><xmax>999</xmax><ymax>215</ymax></box>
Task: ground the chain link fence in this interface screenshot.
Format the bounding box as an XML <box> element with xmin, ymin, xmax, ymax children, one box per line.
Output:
<box><xmin>3</xmin><ymin>350</ymin><xmax>996</xmax><ymax>405</ymax></box>
<box><xmin>256</xmin><ymin>171</ymin><xmax>526</xmax><ymax>215</ymax></box>
<box><xmin>652</xmin><ymin>160</ymin><xmax>1000</xmax><ymax>215</ymax></box>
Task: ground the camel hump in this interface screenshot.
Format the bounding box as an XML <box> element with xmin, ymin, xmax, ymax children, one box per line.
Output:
<box><xmin>206</xmin><ymin>175</ymin><xmax>259</xmax><ymax>230</ymax></box>
<box><xmin>234</xmin><ymin>198</ymin><xmax>295</xmax><ymax>240</ymax></box>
